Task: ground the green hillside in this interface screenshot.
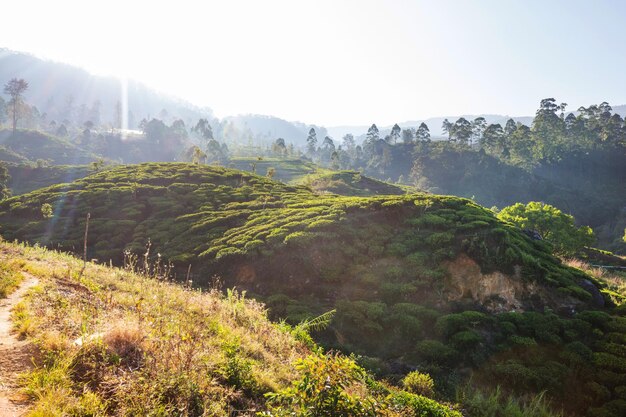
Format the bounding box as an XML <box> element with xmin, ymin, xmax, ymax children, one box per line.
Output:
<box><xmin>303</xmin><ymin>170</ymin><xmax>408</xmax><ymax>196</ymax></box>
<box><xmin>228</xmin><ymin>157</ymin><xmax>326</xmax><ymax>184</ymax></box>
<box><xmin>2</xmin><ymin>242</ymin><xmax>466</xmax><ymax>416</ymax></box>
<box><xmin>1</xmin><ymin>163</ymin><xmax>625</xmax><ymax>415</ymax></box>
<box><xmin>0</xmin><ymin>129</ymin><xmax>98</xmax><ymax>165</ymax></box>
<box><xmin>7</xmin><ymin>164</ymin><xmax>96</xmax><ymax>195</ymax></box>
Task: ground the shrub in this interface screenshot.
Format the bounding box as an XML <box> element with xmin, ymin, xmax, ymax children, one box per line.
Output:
<box><xmin>263</xmin><ymin>353</ymin><xmax>381</xmax><ymax>417</ymax></box>
<box><xmin>402</xmin><ymin>371</ymin><xmax>435</xmax><ymax>398</ymax></box>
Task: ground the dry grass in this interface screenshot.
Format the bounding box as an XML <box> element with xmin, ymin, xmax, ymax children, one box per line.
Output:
<box><xmin>1</xmin><ymin>241</ymin><xmax>309</xmax><ymax>416</ymax></box>
<box><xmin>563</xmin><ymin>258</ymin><xmax>626</xmax><ymax>305</ymax></box>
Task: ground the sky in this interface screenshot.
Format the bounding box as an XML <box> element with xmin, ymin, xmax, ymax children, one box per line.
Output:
<box><xmin>1</xmin><ymin>0</ymin><xmax>625</xmax><ymax>126</ymax></box>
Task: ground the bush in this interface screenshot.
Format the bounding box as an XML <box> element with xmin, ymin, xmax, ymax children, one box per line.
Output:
<box><xmin>402</xmin><ymin>371</ymin><xmax>435</xmax><ymax>398</ymax></box>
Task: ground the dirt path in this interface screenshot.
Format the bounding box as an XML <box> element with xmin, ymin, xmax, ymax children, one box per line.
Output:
<box><xmin>0</xmin><ymin>275</ymin><xmax>38</xmax><ymax>417</ymax></box>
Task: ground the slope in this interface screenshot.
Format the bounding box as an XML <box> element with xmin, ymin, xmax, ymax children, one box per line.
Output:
<box><xmin>0</xmin><ymin>163</ymin><xmax>624</xmax><ymax>415</ymax></box>
<box><xmin>0</xmin><ymin>129</ymin><xmax>98</xmax><ymax>165</ymax></box>
<box><xmin>0</xmin><ymin>48</ymin><xmax>212</xmax><ymax>127</ymax></box>
<box><xmin>0</xmin><ymin>241</ymin><xmax>461</xmax><ymax>416</ymax></box>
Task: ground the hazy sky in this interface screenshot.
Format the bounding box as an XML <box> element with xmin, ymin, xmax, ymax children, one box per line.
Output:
<box><xmin>2</xmin><ymin>0</ymin><xmax>625</xmax><ymax>126</ymax></box>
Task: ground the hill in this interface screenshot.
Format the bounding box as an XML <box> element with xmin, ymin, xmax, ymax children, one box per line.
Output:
<box><xmin>228</xmin><ymin>157</ymin><xmax>325</xmax><ymax>184</ymax></box>
<box><xmin>0</xmin><ymin>242</ymin><xmax>465</xmax><ymax>416</ymax></box>
<box><xmin>1</xmin><ymin>163</ymin><xmax>625</xmax><ymax>415</ymax></box>
<box><xmin>303</xmin><ymin>170</ymin><xmax>408</xmax><ymax>196</ymax></box>
<box><xmin>6</xmin><ymin>164</ymin><xmax>95</xmax><ymax>195</ymax></box>
<box><xmin>224</xmin><ymin>115</ymin><xmax>328</xmax><ymax>146</ymax></box>
<box><xmin>0</xmin><ymin>48</ymin><xmax>212</xmax><ymax>128</ymax></box>
<box><xmin>0</xmin><ymin>129</ymin><xmax>98</xmax><ymax>165</ymax></box>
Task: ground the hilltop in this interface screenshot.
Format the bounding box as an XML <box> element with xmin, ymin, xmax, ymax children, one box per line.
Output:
<box><xmin>1</xmin><ymin>162</ymin><xmax>625</xmax><ymax>415</ymax></box>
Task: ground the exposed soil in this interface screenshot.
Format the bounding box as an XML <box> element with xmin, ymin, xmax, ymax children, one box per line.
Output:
<box><xmin>0</xmin><ymin>275</ymin><xmax>38</xmax><ymax>417</ymax></box>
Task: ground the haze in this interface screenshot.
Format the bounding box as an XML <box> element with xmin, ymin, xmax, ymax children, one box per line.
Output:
<box><xmin>2</xmin><ymin>0</ymin><xmax>626</xmax><ymax>126</ymax></box>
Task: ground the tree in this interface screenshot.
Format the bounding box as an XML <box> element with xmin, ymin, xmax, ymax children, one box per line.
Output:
<box><xmin>192</xmin><ymin>118</ymin><xmax>214</xmax><ymax>143</ymax></box>
<box><xmin>364</xmin><ymin>124</ymin><xmax>380</xmax><ymax>156</ymax></box>
<box><xmin>415</xmin><ymin>123</ymin><xmax>431</xmax><ymax>142</ymax></box>
<box><xmin>451</xmin><ymin>117</ymin><xmax>472</xmax><ymax>146</ymax></box>
<box><xmin>481</xmin><ymin>123</ymin><xmax>504</xmax><ymax>153</ymax></box>
<box><xmin>442</xmin><ymin>119</ymin><xmax>452</xmax><ymax>141</ymax></box>
<box><xmin>170</xmin><ymin>119</ymin><xmax>188</xmax><ymax>140</ymax></box>
<box><xmin>532</xmin><ymin>98</ymin><xmax>565</xmax><ymax>161</ymax></box>
<box><xmin>0</xmin><ymin>162</ymin><xmax>10</xmax><ymax>200</ymax></box>
<box><xmin>342</xmin><ymin>133</ymin><xmax>355</xmax><ymax>152</ymax></box>
<box><xmin>365</xmin><ymin>124</ymin><xmax>380</xmax><ymax>143</ymax></box>
<box><xmin>389</xmin><ymin>123</ymin><xmax>401</xmax><ymax>144</ymax></box>
<box><xmin>471</xmin><ymin>117</ymin><xmax>487</xmax><ymax>146</ymax></box>
<box><xmin>273</xmin><ymin>138</ymin><xmax>287</xmax><ymax>156</ymax></box>
<box><xmin>143</xmin><ymin>119</ymin><xmax>168</xmax><ymax>144</ymax></box>
<box><xmin>504</xmin><ymin>118</ymin><xmax>517</xmax><ymax>137</ymax></box>
<box><xmin>191</xmin><ymin>146</ymin><xmax>207</xmax><ymax>164</ymax></box>
<box><xmin>306</xmin><ymin>128</ymin><xmax>317</xmax><ymax>155</ymax></box>
<box><xmin>0</xmin><ymin>97</ymin><xmax>7</xmax><ymax>126</ymax></box>
<box><xmin>497</xmin><ymin>201</ymin><xmax>595</xmax><ymax>256</ymax></box>
<box><xmin>322</xmin><ymin>136</ymin><xmax>335</xmax><ymax>151</ymax></box>
<box><xmin>401</xmin><ymin>128</ymin><xmax>415</xmax><ymax>144</ymax></box>
<box><xmin>3</xmin><ymin>78</ymin><xmax>29</xmax><ymax>134</ymax></box>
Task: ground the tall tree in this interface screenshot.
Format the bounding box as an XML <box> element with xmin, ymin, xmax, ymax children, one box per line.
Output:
<box><xmin>0</xmin><ymin>97</ymin><xmax>7</xmax><ymax>126</ymax></box>
<box><xmin>3</xmin><ymin>78</ymin><xmax>29</xmax><ymax>134</ymax></box>
<box><xmin>503</xmin><ymin>118</ymin><xmax>517</xmax><ymax>138</ymax></box>
<box><xmin>442</xmin><ymin>119</ymin><xmax>452</xmax><ymax>141</ymax></box>
<box><xmin>415</xmin><ymin>123</ymin><xmax>431</xmax><ymax>142</ymax></box>
<box><xmin>322</xmin><ymin>136</ymin><xmax>335</xmax><ymax>151</ymax></box>
<box><xmin>401</xmin><ymin>128</ymin><xmax>415</xmax><ymax>144</ymax></box>
<box><xmin>342</xmin><ymin>133</ymin><xmax>356</xmax><ymax>152</ymax></box>
<box><xmin>364</xmin><ymin>124</ymin><xmax>380</xmax><ymax>157</ymax></box>
<box><xmin>481</xmin><ymin>123</ymin><xmax>504</xmax><ymax>154</ymax></box>
<box><xmin>532</xmin><ymin>98</ymin><xmax>565</xmax><ymax>161</ymax></box>
<box><xmin>273</xmin><ymin>137</ymin><xmax>287</xmax><ymax>156</ymax></box>
<box><xmin>306</xmin><ymin>128</ymin><xmax>318</xmax><ymax>155</ymax></box>
<box><xmin>0</xmin><ymin>161</ymin><xmax>10</xmax><ymax>200</ymax></box>
<box><xmin>451</xmin><ymin>118</ymin><xmax>472</xmax><ymax>146</ymax></box>
<box><xmin>192</xmin><ymin>118</ymin><xmax>214</xmax><ymax>147</ymax></box>
<box><xmin>389</xmin><ymin>123</ymin><xmax>401</xmax><ymax>144</ymax></box>
<box><xmin>471</xmin><ymin>117</ymin><xmax>487</xmax><ymax>146</ymax></box>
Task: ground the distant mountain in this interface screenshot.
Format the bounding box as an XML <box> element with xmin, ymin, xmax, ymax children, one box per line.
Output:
<box><xmin>223</xmin><ymin>114</ymin><xmax>327</xmax><ymax>146</ymax></box>
<box><xmin>612</xmin><ymin>104</ymin><xmax>626</xmax><ymax>116</ymax></box>
<box><xmin>0</xmin><ymin>48</ymin><xmax>213</xmax><ymax>129</ymax></box>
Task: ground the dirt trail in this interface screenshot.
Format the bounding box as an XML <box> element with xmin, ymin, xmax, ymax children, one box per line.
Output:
<box><xmin>0</xmin><ymin>275</ymin><xmax>38</xmax><ymax>417</ymax></box>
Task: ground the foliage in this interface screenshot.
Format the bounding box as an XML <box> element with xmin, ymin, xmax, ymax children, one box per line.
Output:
<box><xmin>497</xmin><ymin>201</ymin><xmax>595</xmax><ymax>256</ymax></box>
<box><xmin>263</xmin><ymin>353</ymin><xmax>380</xmax><ymax>417</ymax></box>
<box><xmin>458</xmin><ymin>387</ymin><xmax>562</xmax><ymax>417</ymax></box>
<box><xmin>402</xmin><ymin>371</ymin><xmax>435</xmax><ymax>397</ymax></box>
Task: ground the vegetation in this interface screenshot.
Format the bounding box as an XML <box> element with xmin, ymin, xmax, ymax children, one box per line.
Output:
<box><xmin>1</xmin><ymin>162</ymin><xmax>624</xmax><ymax>415</ymax></box>
<box><xmin>0</xmin><ymin>129</ymin><xmax>98</xmax><ymax>165</ymax></box>
<box><xmin>303</xmin><ymin>171</ymin><xmax>408</xmax><ymax>196</ymax></box>
<box><xmin>497</xmin><ymin>201</ymin><xmax>595</xmax><ymax>256</ymax></box>
<box><xmin>1</xmin><ymin>241</ymin><xmax>462</xmax><ymax>416</ymax></box>
<box><xmin>6</xmin><ymin>163</ymin><xmax>95</xmax><ymax>195</ymax></box>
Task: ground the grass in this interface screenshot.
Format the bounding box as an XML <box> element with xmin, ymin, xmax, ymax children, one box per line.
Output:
<box><xmin>0</xmin><ymin>254</ymin><xmax>26</xmax><ymax>297</ymax></box>
<box><xmin>2</xmin><ymin>241</ymin><xmax>464</xmax><ymax>416</ymax></box>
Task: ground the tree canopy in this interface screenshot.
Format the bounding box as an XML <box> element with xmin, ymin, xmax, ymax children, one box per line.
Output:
<box><xmin>497</xmin><ymin>201</ymin><xmax>595</xmax><ymax>256</ymax></box>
